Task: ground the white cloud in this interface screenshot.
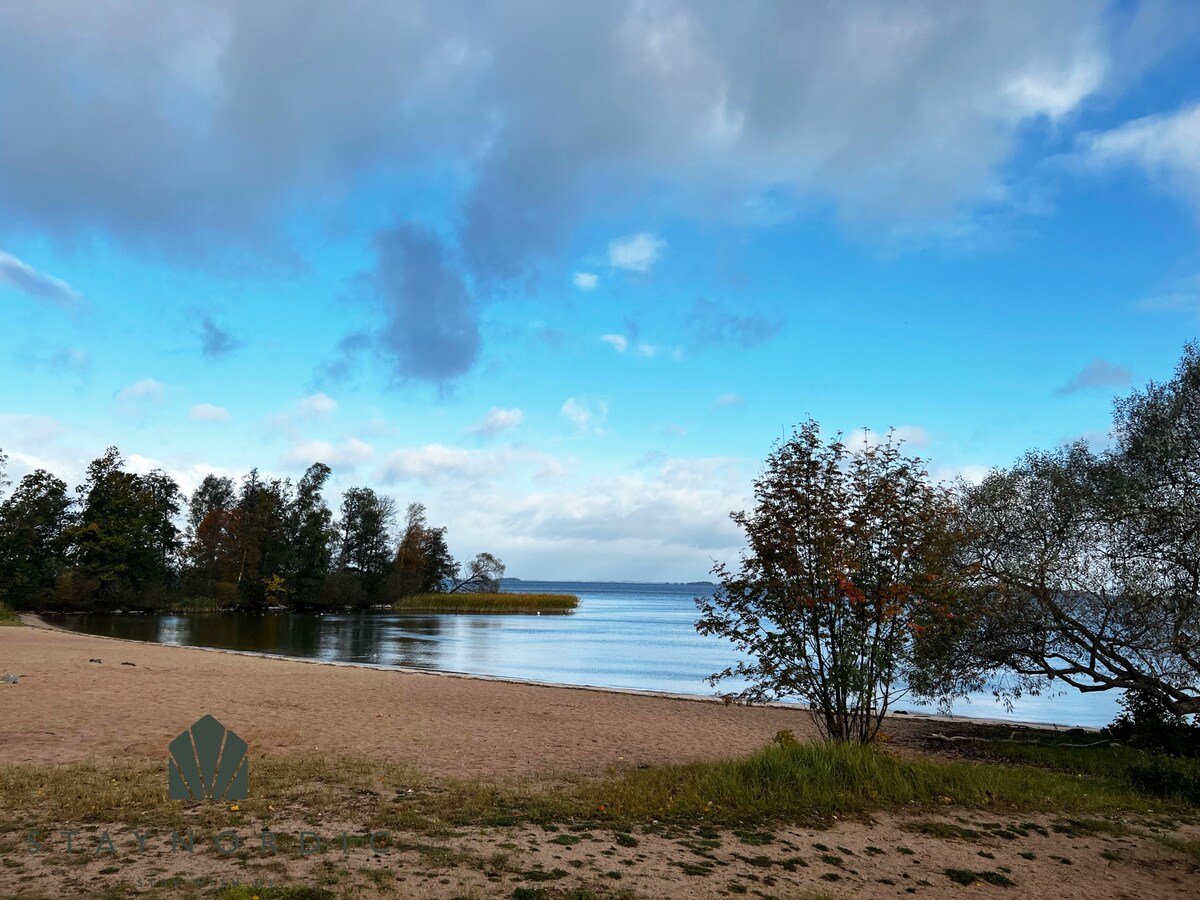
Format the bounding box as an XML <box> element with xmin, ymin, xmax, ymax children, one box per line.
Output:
<box><xmin>283</xmin><ymin>437</ymin><xmax>375</xmax><ymax>470</ymax></box>
<box><xmin>116</xmin><ymin>378</ymin><xmax>165</xmax><ymax>403</ymax></box>
<box><xmin>450</xmin><ymin>455</ymin><xmax>753</xmax><ymax>573</ymax></box>
<box><xmin>124</xmin><ymin>454</ymin><xmax>238</xmax><ymax>499</ymax></box>
<box><xmin>1004</xmin><ymin>52</ymin><xmax>1105</xmax><ymax>119</ymax></box>
<box><xmin>599</xmin><ymin>334</ymin><xmax>682</xmax><ymax>361</ymax></box>
<box><xmin>0</xmin><ymin>413</ymin><xmax>66</xmax><ymax>445</ymax></box>
<box><xmin>377</xmin><ymin>443</ymin><xmax>562</xmax><ymax>484</ymax></box>
<box><xmin>846</xmin><ymin>425</ymin><xmax>931</xmax><ymax>450</ymax></box>
<box><xmin>573</xmin><ymin>271</ymin><xmax>598</xmax><ymax>290</ymax></box>
<box><xmin>930</xmin><ymin>463</ymin><xmax>992</xmax><ymax>486</ymax></box>
<box><xmin>51</xmin><ymin>348</ymin><xmax>89</xmax><ymax>371</ymax></box>
<box><xmin>607</xmin><ymin>233</ymin><xmax>665</xmax><ymax>273</ymax></box>
<box><xmin>266</xmin><ymin>392</ymin><xmax>339</xmax><ymax>428</ymax></box>
<box><xmin>1137</xmin><ymin>274</ymin><xmax>1200</xmax><ymax>316</ymax></box>
<box><xmin>714</xmin><ymin>392</ymin><xmax>744</xmax><ymax>409</ymax></box>
<box><xmin>298</xmin><ymin>392</ymin><xmax>338</xmax><ymax>418</ymax></box>
<box><xmin>0</xmin><ymin>250</ymin><xmax>82</xmax><ymax>308</ymax></box>
<box><xmin>561</xmin><ymin>397</ymin><xmax>607</xmax><ymax>432</ymax></box>
<box><xmin>189</xmin><ymin>403</ymin><xmax>231</xmax><ymax>422</ymax></box>
<box><xmin>0</xmin><ymin>2</ymin><xmax>1125</xmax><ymax>288</ymax></box>
<box><xmin>468</xmin><ymin>406</ymin><xmax>524</xmax><ymax>437</ymax></box>
<box><xmin>1080</xmin><ymin>102</ymin><xmax>1200</xmax><ymax>213</ymax></box>
<box><xmin>385</xmin><ymin>450</ymin><xmax>755</xmax><ymax>579</ymax></box>
<box><xmin>599</xmin><ymin>334</ymin><xmax>629</xmax><ymax>353</ymax></box>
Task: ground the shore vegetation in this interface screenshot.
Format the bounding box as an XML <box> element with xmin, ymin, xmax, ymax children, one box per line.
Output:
<box><xmin>392</xmin><ymin>592</ymin><xmax>578</xmax><ymax>614</ymax></box>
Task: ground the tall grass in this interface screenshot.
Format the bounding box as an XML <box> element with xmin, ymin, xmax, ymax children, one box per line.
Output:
<box><xmin>0</xmin><ymin>603</ymin><xmax>21</xmax><ymax>626</ymax></box>
<box><xmin>975</xmin><ymin>739</ymin><xmax>1200</xmax><ymax>805</ymax></box>
<box><xmin>393</xmin><ymin>592</ymin><xmax>578</xmax><ymax>613</ymax></box>
<box><xmin>2</xmin><ymin>741</ymin><xmax>1188</xmax><ymax>838</ymax></box>
<box><xmin>375</xmin><ymin>741</ymin><xmax>1183</xmax><ymax>832</ymax></box>
<box><xmin>157</xmin><ymin>596</ymin><xmax>232</xmax><ymax>613</ymax></box>
<box><xmin>578</xmin><ymin>740</ymin><xmax>1164</xmax><ymax>826</ymax></box>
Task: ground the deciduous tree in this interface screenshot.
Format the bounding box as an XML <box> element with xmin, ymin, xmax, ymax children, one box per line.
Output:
<box><xmin>951</xmin><ymin>343</ymin><xmax>1200</xmax><ymax>715</ymax></box>
<box><xmin>697</xmin><ymin>421</ymin><xmax>964</xmax><ymax>743</ymax></box>
<box><xmin>0</xmin><ymin>469</ymin><xmax>72</xmax><ymax>608</ymax></box>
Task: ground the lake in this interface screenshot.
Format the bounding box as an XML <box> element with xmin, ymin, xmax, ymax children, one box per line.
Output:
<box><xmin>46</xmin><ymin>579</ymin><xmax>1121</xmax><ymax>728</ymax></box>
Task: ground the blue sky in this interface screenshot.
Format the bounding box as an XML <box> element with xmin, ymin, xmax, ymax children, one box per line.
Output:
<box><xmin>2</xmin><ymin>1</ymin><xmax>1199</xmax><ymax>580</ymax></box>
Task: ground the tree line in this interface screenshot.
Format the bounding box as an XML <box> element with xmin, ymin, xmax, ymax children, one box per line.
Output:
<box><xmin>0</xmin><ymin>449</ymin><xmax>504</xmax><ymax>612</ymax></box>
<box><xmin>699</xmin><ymin>342</ymin><xmax>1200</xmax><ymax>742</ymax></box>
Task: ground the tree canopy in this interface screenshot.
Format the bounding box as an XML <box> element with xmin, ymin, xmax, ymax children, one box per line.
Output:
<box><xmin>697</xmin><ymin>420</ymin><xmax>965</xmax><ymax>743</ymax></box>
<box><xmin>0</xmin><ymin>451</ymin><xmax>503</xmax><ymax>612</ymax></box>
<box><xmin>948</xmin><ymin>343</ymin><xmax>1200</xmax><ymax>715</ymax></box>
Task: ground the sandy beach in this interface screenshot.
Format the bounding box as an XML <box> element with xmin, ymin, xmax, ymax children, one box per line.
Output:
<box><xmin>1</xmin><ymin>619</ymin><xmax>831</xmax><ymax>777</ymax></box>
<box><xmin>3</xmin><ymin>621</ymin><xmax>1198</xmax><ymax>898</ymax></box>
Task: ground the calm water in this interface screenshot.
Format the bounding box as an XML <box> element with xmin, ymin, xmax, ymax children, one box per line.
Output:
<box><xmin>47</xmin><ymin>580</ymin><xmax>1121</xmax><ymax>728</ymax></box>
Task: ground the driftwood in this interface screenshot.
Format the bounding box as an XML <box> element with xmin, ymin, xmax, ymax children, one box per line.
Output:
<box><xmin>927</xmin><ymin>730</ymin><xmax>1120</xmax><ymax>749</ymax></box>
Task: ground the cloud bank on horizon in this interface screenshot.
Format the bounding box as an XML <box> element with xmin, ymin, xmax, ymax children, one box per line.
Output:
<box><xmin>2</xmin><ymin>1</ymin><xmax>1199</xmax><ymax>579</ymax></box>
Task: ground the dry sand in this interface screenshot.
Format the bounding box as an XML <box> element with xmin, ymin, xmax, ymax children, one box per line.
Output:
<box><xmin>3</xmin><ymin>621</ymin><xmax>1197</xmax><ymax>898</ymax></box>
<box><xmin>1</xmin><ymin>620</ymin><xmax>827</xmax><ymax>777</ymax></box>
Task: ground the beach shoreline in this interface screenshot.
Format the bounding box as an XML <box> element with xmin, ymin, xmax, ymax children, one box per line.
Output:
<box><xmin>17</xmin><ymin>612</ymin><xmax>1101</xmax><ymax>733</ymax></box>
<box><xmin>5</xmin><ymin>617</ymin><xmax>1192</xmax><ymax>900</ymax></box>
<box><xmin>1</xmin><ymin>615</ymin><xmax>1098</xmax><ymax>780</ymax></box>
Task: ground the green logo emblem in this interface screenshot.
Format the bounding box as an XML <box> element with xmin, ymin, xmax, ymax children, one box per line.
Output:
<box><xmin>168</xmin><ymin>715</ymin><xmax>248</xmax><ymax>802</ymax></box>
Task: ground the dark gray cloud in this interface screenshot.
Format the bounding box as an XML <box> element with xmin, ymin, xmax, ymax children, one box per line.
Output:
<box><xmin>0</xmin><ymin>250</ymin><xmax>81</xmax><ymax>307</ymax></box>
<box><xmin>368</xmin><ymin>224</ymin><xmax>481</xmax><ymax>384</ymax></box>
<box><xmin>0</xmin><ymin>1</ymin><xmax>1176</xmax><ymax>381</ymax></box>
<box><xmin>687</xmin><ymin>298</ymin><xmax>782</xmax><ymax>349</ymax></box>
<box><xmin>317</xmin><ymin>331</ymin><xmax>374</xmax><ymax>384</ymax></box>
<box><xmin>199</xmin><ymin>314</ymin><xmax>243</xmax><ymax>358</ymax></box>
<box><xmin>1056</xmin><ymin>358</ymin><xmax>1134</xmax><ymax>395</ymax></box>
<box><xmin>0</xmin><ymin>2</ymin><xmax>1131</xmax><ymax>255</ymax></box>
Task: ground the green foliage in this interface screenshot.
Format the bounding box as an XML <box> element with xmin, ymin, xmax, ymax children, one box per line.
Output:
<box><xmin>1108</xmin><ymin>688</ymin><xmax>1200</xmax><ymax>757</ymax></box>
<box><xmin>0</xmin><ymin>602</ymin><xmax>20</xmax><ymax>625</ymax></box>
<box><xmin>0</xmin><ymin>468</ymin><xmax>71</xmax><ymax>609</ymax></box>
<box><xmin>0</xmin><ymin>447</ymin><xmax>504</xmax><ymax>614</ymax></box>
<box><xmin>7</xmin><ymin>740</ymin><xmax>1185</xmax><ymax>844</ymax></box>
<box><xmin>950</xmin><ymin>342</ymin><xmax>1200</xmax><ymax>716</ymax></box>
<box><xmin>1125</xmin><ymin>758</ymin><xmax>1200</xmax><ymax>804</ymax></box>
<box><xmin>944</xmin><ymin>868</ymin><xmax>1014</xmax><ymax>888</ymax></box>
<box><xmin>698</xmin><ymin>419</ymin><xmax>967</xmax><ymax>743</ymax></box>
<box><xmin>964</xmin><ymin>730</ymin><xmax>1200</xmax><ymax>805</ymax></box>
<box><xmin>334</xmin><ymin>484</ymin><xmax>395</xmax><ymax>604</ymax></box>
<box><xmin>392</xmin><ymin>502</ymin><xmax>456</xmax><ymax>596</ymax></box>
<box><xmin>67</xmin><ymin>448</ymin><xmax>182</xmax><ymax>608</ymax></box>
<box><xmin>216</xmin><ymin>886</ymin><xmax>334</xmax><ymax>900</ymax></box>
<box><xmin>288</xmin><ymin>463</ymin><xmax>335</xmax><ymax>607</ymax></box>
<box><xmin>576</xmin><ymin>740</ymin><xmax>1165</xmax><ymax>826</ymax></box>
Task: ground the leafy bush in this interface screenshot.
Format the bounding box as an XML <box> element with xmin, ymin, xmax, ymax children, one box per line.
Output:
<box><xmin>1125</xmin><ymin>757</ymin><xmax>1200</xmax><ymax>804</ymax></box>
<box><xmin>1108</xmin><ymin>688</ymin><xmax>1200</xmax><ymax>758</ymax></box>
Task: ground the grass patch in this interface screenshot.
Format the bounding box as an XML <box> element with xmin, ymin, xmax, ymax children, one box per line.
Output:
<box><xmin>971</xmin><ymin>736</ymin><xmax>1200</xmax><ymax>805</ymax></box>
<box><xmin>944</xmin><ymin>868</ymin><xmax>1015</xmax><ymax>888</ymax></box>
<box><xmin>1159</xmin><ymin>836</ymin><xmax>1200</xmax><ymax>865</ymax></box>
<box><xmin>0</xmin><ymin>603</ymin><xmax>21</xmax><ymax>626</ymax></box>
<box><xmin>571</xmin><ymin>741</ymin><xmax>1179</xmax><ymax>828</ymax></box>
<box><xmin>392</xmin><ymin>592</ymin><xmax>579</xmax><ymax>614</ymax></box>
<box><xmin>383</xmin><ymin>740</ymin><xmax>1190</xmax><ymax>832</ymax></box>
<box><xmin>2</xmin><ymin>739</ymin><xmax>1194</xmax><ymax>842</ymax></box>
<box><xmin>216</xmin><ymin>887</ymin><xmax>334</xmax><ymax>900</ymax></box>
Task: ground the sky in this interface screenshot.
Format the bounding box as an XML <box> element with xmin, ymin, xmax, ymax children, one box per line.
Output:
<box><xmin>2</xmin><ymin>1</ymin><xmax>1199</xmax><ymax>581</ymax></box>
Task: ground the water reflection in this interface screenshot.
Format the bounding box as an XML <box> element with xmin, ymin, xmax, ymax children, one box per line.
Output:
<box><xmin>44</xmin><ymin>580</ymin><xmax>1122</xmax><ymax>727</ymax></box>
